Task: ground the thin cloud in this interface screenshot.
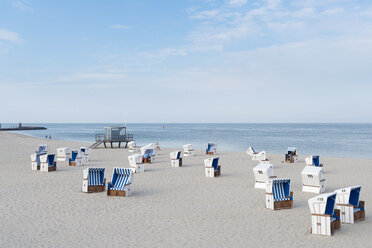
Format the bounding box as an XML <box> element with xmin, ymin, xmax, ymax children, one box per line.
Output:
<box><xmin>0</xmin><ymin>28</ymin><xmax>23</xmax><ymax>43</ymax></box>
<box><xmin>109</xmin><ymin>24</ymin><xmax>131</xmax><ymax>29</ymax></box>
<box><xmin>11</xmin><ymin>0</ymin><xmax>33</xmax><ymax>12</ymax></box>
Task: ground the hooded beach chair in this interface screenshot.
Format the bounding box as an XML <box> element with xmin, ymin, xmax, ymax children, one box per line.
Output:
<box><xmin>253</xmin><ymin>163</ymin><xmax>276</xmax><ymax>189</ymax></box>
<box><xmin>183</xmin><ymin>144</ymin><xmax>194</xmax><ymax>156</ymax></box>
<box><xmin>247</xmin><ymin>146</ymin><xmax>267</xmax><ymax>161</ymax></box>
<box><xmin>335</xmin><ymin>186</ymin><xmax>365</xmax><ymax>224</ymax></box>
<box><xmin>107</xmin><ymin>168</ymin><xmax>133</xmax><ymax>197</ymax></box>
<box><xmin>128</xmin><ymin>141</ymin><xmax>139</xmax><ymax>153</ymax></box>
<box><xmin>301</xmin><ymin>166</ymin><xmax>326</xmax><ymax>193</ymax></box>
<box><xmin>36</xmin><ymin>145</ymin><xmax>48</xmax><ymax>154</ymax></box>
<box><xmin>40</xmin><ymin>154</ymin><xmax>57</xmax><ymax>172</ymax></box>
<box><xmin>80</xmin><ymin>147</ymin><xmax>90</xmax><ymax>162</ymax></box>
<box><xmin>204</xmin><ymin>157</ymin><xmax>221</xmax><ymax>177</ymax></box>
<box><xmin>285</xmin><ymin>147</ymin><xmax>298</xmax><ymax>163</ymax></box>
<box><xmin>31</xmin><ymin>152</ymin><xmax>47</xmax><ymax>171</ymax></box>
<box><xmin>265</xmin><ymin>178</ymin><xmax>293</xmax><ymax>210</ymax></box>
<box><xmin>305</xmin><ymin>155</ymin><xmax>323</xmax><ymax>167</ymax></box>
<box><xmin>170</xmin><ymin>150</ymin><xmax>182</xmax><ymax>167</ymax></box>
<box><xmin>140</xmin><ymin>146</ymin><xmax>155</xmax><ymax>163</ymax></box>
<box><xmin>308</xmin><ymin>192</ymin><xmax>341</xmax><ymax>236</ymax></box>
<box><xmin>69</xmin><ymin>150</ymin><xmax>83</xmax><ymax>166</ymax></box>
<box><xmin>82</xmin><ymin>168</ymin><xmax>106</xmax><ymax>193</ymax></box>
<box><xmin>206</xmin><ymin>143</ymin><xmax>217</xmax><ymax>155</ymax></box>
<box><xmin>128</xmin><ymin>153</ymin><xmax>144</xmax><ymax>173</ymax></box>
<box><xmin>56</xmin><ymin>147</ymin><xmax>71</xmax><ymax>162</ymax></box>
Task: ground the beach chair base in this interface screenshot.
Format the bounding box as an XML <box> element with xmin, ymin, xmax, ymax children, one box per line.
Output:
<box><xmin>130</xmin><ymin>163</ymin><xmax>144</xmax><ymax>173</ymax></box>
<box><xmin>171</xmin><ymin>158</ymin><xmax>182</xmax><ymax>167</ymax></box>
<box><xmin>310</xmin><ymin>210</ymin><xmax>341</xmax><ymax>236</ymax></box>
<box><xmin>206</xmin><ymin>152</ymin><xmax>215</xmax><ymax>155</ymax></box>
<box><xmin>88</xmin><ymin>185</ymin><xmax>106</xmax><ymax>193</ymax></box>
<box><xmin>205</xmin><ymin>166</ymin><xmax>221</xmax><ymax>177</ymax></box>
<box><xmin>40</xmin><ymin>166</ymin><xmax>57</xmax><ymax>172</ymax></box>
<box><xmin>31</xmin><ymin>162</ymin><xmax>40</xmax><ymax>171</ymax></box>
<box><xmin>143</xmin><ymin>158</ymin><xmax>152</xmax><ymax>164</ymax></box>
<box><xmin>266</xmin><ymin>192</ymin><xmax>294</xmax><ymax>210</ymax></box>
<box><xmin>107</xmin><ymin>185</ymin><xmax>131</xmax><ymax>197</ymax></box>
<box><xmin>336</xmin><ymin>201</ymin><xmax>365</xmax><ymax>224</ymax></box>
<box><xmin>302</xmin><ymin>182</ymin><xmax>326</xmax><ymax>194</ymax></box>
<box><xmin>184</xmin><ymin>152</ymin><xmax>194</xmax><ymax>157</ymax></box>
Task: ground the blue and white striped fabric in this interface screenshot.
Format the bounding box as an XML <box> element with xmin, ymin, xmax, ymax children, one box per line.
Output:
<box><xmin>88</xmin><ymin>168</ymin><xmax>105</xmax><ymax>186</ymax></box>
<box><xmin>272</xmin><ymin>179</ymin><xmax>291</xmax><ymax>201</ymax></box>
<box><xmin>110</xmin><ymin>168</ymin><xmax>132</xmax><ymax>190</ymax></box>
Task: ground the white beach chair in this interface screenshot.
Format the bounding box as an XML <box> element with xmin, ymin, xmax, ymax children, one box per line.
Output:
<box><xmin>82</xmin><ymin>168</ymin><xmax>106</xmax><ymax>193</ymax></box>
<box><xmin>305</xmin><ymin>155</ymin><xmax>323</xmax><ymax>167</ymax></box>
<box><xmin>265</xmin><ymin>178</ymin><xmax>293</xmax><ymax>210</ymax></box>
<box><xmin>140</xmin><ymin>146</ymin><xmax>155</xmax><ymax>163</ymax></box>
<box><xmin>170</xmin><ymin>150</ymin><xmax>182</xmax><ymax>167</ymax></box>
<box><xmin>206</xmin><ymin>143</ymin><xmax>217</xmax><ymax>155</ymax></box>
<box><xmin>183</xmin><ymin>144</ymin><xmax>194</xmax><ymax>156</ymax></box>
<box><xmin>69</xmin><ymin>150</ymin><xmax>83</xmax><ymax>166</ymax></box>
<box><xmin>128</xmin><ymin>153</ymin><xmax>144</xmax><ymax>173</ymax></box>
<box><xmin>335</xmin><ymin>186</ymin><xmax>365</xmax><ymax>224</ymax></box>
<box><xmin>247</xmin><ymin>146</ymin><xmax>267</xmax><ymax>161</ymax></box>
<box><xmin>107</xmin><ymin>168</ymin><xmax>133</xmax><ymax>197</ymax></box>
<box><xmin>253</xmin><ymin>163</ymin><xmax>276</xmax><ymax>189</ymax></box>
<box><xmin>31</xmin><ymin>151</ymin><xmax>47</xmax><ymax>171</ymax></box>
<box><xmin>308</xmin><ymin>192</ymin><xmax>341</xmax><ymax>236</ymax></box>
<box><xmin>80</xmin><ymin>147</ymin><xmax>90</xmax><ymax>162</ymax></box>
<box><xmin>56</xmin><ymin>147</ymin><xmax>71</xmax><ymax>162</ymax></box>
<box><xmin>128</xmin><ymin>141</ymin><xmax>139</xmax><ymax>153</ymax></box>
<box><xmin>285</xmin><ymin>147</ymin><xmax>298</xmax><ymax>163</ymax></box>
<box><xmin>40</xmin><ymin>154</ymin><xmax>57</xmax><ymax>172</ymax></box>
<box><xmin>301</xmin><ymin>166</ymin><xmax>326</xmax><ymax>193</ymax></box>
<box><xmin>204</xmin><ymin>157</ymin><xmax>221</xmax><ymax>178</ymax></box>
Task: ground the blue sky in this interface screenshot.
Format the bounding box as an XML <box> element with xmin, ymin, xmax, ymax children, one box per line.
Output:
<box><xmin>1</xmin><ymin>0</ymin><xmax>372</xmax><ymax>123</ymax></box>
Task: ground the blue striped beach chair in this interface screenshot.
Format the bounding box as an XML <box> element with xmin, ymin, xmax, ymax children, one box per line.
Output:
<box><xmin>206</xmin><ymin>143</ymin><xmax>217</xmax><ymax>155</ymax></box>
<box><xmin>335</xmin><ymin>185</ymin><xmax>365</xmax><ymax>224</ymax></box>
<box><xmin>82</xmin><ymin>168</ymin><xmax>106</xmax><ymax>193</ymax></box>
<box><xmin>170</xmin><ymin>150</ymin><xmax>182</xmax><ymax>167</ymax></box>
<box><xmin>204</xmin><ymin>157</ymin><xmax>221</xmax><ymax>177</ymax></box>
<box><xmin>107</xmin><ymin>168</ymin><xmax>133</xmax><ymax>197</ymax></box>
<box><xmin>309</xmin><ymin>192</ymin><xmax>341</xmax><ymax>236</ymax></box>
<box><xmin>265</xmin><ymin>178</ymin><xmax>293</xmax><ymax>210</ymax></box>
<box><xmin>40</xmin><ymin>154</ymin><xmax>57</xmax><ymax>172</ymax></box>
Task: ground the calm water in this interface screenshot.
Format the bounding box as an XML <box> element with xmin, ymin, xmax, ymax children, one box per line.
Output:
<box><xmin>6</xmin><ymin>123</ymin><xmax>372</xmax><ymax>158</ymax></box>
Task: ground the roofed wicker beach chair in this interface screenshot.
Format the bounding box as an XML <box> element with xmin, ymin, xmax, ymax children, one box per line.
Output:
<box><xmin>31</xmin><ymin>150</ymin><xmax>47</xmax><ymax>171</ymax></box>
<box><xmin>305</xmin><ymin>155</ymin><xmax>323</xmax><ymax>167</ymax></box>
<box><xmin>285</xmin><ymin>147</ymin><xmax>298</xmax><ymax>163</ymax></box>
<box><xmin>183</xmin><ymin>144</ymin><xmax>194</xmax><ymax>156</ymax></box>
<box><xmin>301</xmin><ymin>166</ymin><xmax>326</xmax><ymax>193</ymax></box>
<box><xmin>80</xmin><ymin>147</ymin><xmax>90</xmax><ymax>162</ymax></box>
<box><xmin>56</xmin><ymin>147</ymin><xmax>71</xmax><ymax>161</ymax></box>
<box><xmin>82</xmin><ymin>168</ymin><xmax>106</xmax><ymax>193</ymax></box>
<box><xmin>308</xmin><ymin>192</ymin><xmax>341</xmax><ymax>236</ymax></box>
<box><xmin>40</xmin><ymin>154</ymin><xmax>57</xmax><ymax>172</ymax></box>
<box><xmin>265</xmin><ymin>178</ymin><xmax>293</xmax><ymax>210</ymax></box>
<box><xmin>128</xmin><ymin>141</ymin><xmax>139</xmax><ymax>153</ymax></box>
<box><xmin>204</xmin><ymin>157</ymin><xmax>221</xmax><ymax>177</ymax></box>
<box><xmin>107</xmin><ymin>168</ymin><xmax>133</xmax><ymax>197</ymax></box>
<box><xmin>247</xmin><ymin>146</ymin><xmax>267</xmax><ymax>161</ymax></box>
<box><xmin>170</xmin><ymin>150</ymin><xmax>182</xmax><ymax>167</ymax></box>
<box><xmin>335</xmin><ymin>186</ymin><xmax>365</xmax><ymax>224</ymax></box>
<box><xmin>206</xmin><ymin>143</ymin><xmax>217</xmax><ymax>155</ymax></box>
<box><xmin>128</xmin><ymin>153</ymin><xmax>144</xmax><ymax>173</ymax></box>
<box><xmin>140</xmin><ymin>146</ymin><xmax>155</xmax><ymax>163</ymax></box>
<box><xmin>69</xmin><ymin>150</ymin><xmax>83</xmax><ymax>166</ymax></box>
<box><xmin>253</xmin><ymin>163</ymin><xmax>276</xmax><ymax>189</ymax></box>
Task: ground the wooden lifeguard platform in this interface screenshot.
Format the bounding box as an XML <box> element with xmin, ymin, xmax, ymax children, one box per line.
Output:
<box><xmin>90</xmin><ymin>126</ymin><xmax>134</xmax><ymax>149</ymax></box>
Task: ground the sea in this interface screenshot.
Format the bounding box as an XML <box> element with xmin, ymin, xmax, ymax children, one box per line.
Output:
<box><xmin>5</xmin><ymin>123</ymin><xmax>372</xmax><ymax>158</ymax></box>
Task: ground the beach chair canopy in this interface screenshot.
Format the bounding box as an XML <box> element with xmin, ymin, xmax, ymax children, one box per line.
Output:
<box><xmin>206</xmin><ymin>143</ymin><xmax>217</xmax><ymax>152</ymax></box>
<box><xmin>71</xmin><ymin>150</ymin><xmax>78</xmax><ymax>161</ymax></box>
<box><xmin>253</xmin><ymin>163</ymin><xmax>273</xmax><ymax>182</ymax></box>
<box><xmin>204</xmin><ymin>157</ymin><xmax>220</xmax><ymax>171</ymax></box>
<box><xmin>183</xmin><ymin>144</ymin><xmax>193</xmax><ymax>151</ymax></box>
<box><xmin>287</xmin><ymin>147</ymin><xmax>297</xmax><ymax>155</ymax></box>
<box><xmin>80</xmin><ymin>147</ymin><xmax>86</xmax><ymax>153</ymax></box>
<box><xmin>40</xmin><ymin>154</ymin><xmax>55</xmax><ymax>166</ymax></box>
<box><xmin>84</xmin><ymin>168</ymin><xmax>105</xmax><ymax>186</ymax></box>
<box><xmin>170</xmin><ymin>151</ymin><xmax>181</xmax><ymax>160</ymax></box>
<box><xmin>267</xmin><ymin>179</ymin><xmax>292</xmax><ymax>201</ymax></box>
<box><xmin>128</xmin><ymin>153</ymin><xmax>142</xmax><ymax>164</ymax></box>
<box><xmin>308</xmin><ymin>192</ymin><xmax>337</xmax><ymax>215</ymax></box>
<box><xmin>57</xmin><ymin>147</ymin><xmax>70</xmax><ymax>156</ymax></box>
<box><xmin>335</xmin><ymin>185</ymin><xmax>362</xmax><ymax>206</ymax></box>
<box><xmin>247</xmin><ymin>146</ymin><xmax>256</xmax><ymax>155</ymax></box>
<box><xmin>110</xmin><ymin>168</ymin><xmax>133</xmax><ymax>190</ymax></box>
<box><xmin>37</xmin><ymin>145</ymin><xmax>48</xmax><ymax>154</ymax></box>
<box><xmin>301</xmin><ymin>166</ymin><xmax>324</xmax><ymax>186</ymax></box>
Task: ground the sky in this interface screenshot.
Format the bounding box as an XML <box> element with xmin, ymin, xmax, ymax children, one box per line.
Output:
<box><xmin>1</xmin><ymin>0</ymin><xmax>372</xmax><ymax>123</ymax></box>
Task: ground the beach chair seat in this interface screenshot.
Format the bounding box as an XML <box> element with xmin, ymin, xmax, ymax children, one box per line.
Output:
<box><xmin>107</xmin><ymin>168</ymin><xmax>133</xmax><ymax>197</ymax></box>
<box><xmin>335</xmin><ymin>186</ymin><xmax>365</xmax><ymax>224</ymax></box>
<box><xmin>301</xmin><ymin>166</ymin><xmax>326</xmax><ymax>193</ymax></box>
<box><xmin>265</xmin><ymin>178</ymin><xmax>293</xmax><ymax>210</ymax></box>
<box><xmin>206</xmin><ymin>143</ymin><xmax>217</xmax><ymax>155</ymax></box>
<box><xmin>183</xmin><ymin>144</ymin><xmax>194</xmax><ymax>156</ymax></box>
<box><xmin>170</xmin><ymin>150</ymin><xmax>182</xmax><ymax>167</ymax></box>
<box><xmin>82</xmin><ymin>168</ymin><xmax>106</xmax><ymax>193</ymax></box>
<box><xmin>204</xmin><ymin>157</ymin><xmax>221</xmax><ymax>177</ymax></box>
<box><xmin>128</xmin><ymin>153</ymin><xmax>144</xmax><ymax>173</ymax></box>
<box><xmin>309</xmin><ymin>192</ymin><xmax>341</xmax><ymax>236</ymax></box>
<box><xmin>285</xmin><ymin>147</ymin><xmax>298</xmax><ymax>163</ymax></box>
<box><xmin>69</xmin><ymin>150</ymin><xmax>83</xmax><ymax>166</ymax></box>
<box><xmin>40</xmin><ymin>154</ymin><xmax>57</xmax><ymax>172</ymax></box>
<box><xmin>247</xmin><ymin>146</ymin><xmax>267</xmax><ymax>161</ymax></box>
<box><xmin>305</xmin><ymin>155</ymin><xmax>323</xmax><ymax>167</ymax></box>
<box><xmin>140</xmin><ymin>146</ymin><xmax>154</xmax><ymax>163</ymax></box>
<box><xmin>253</xmin><ymin>163</ymin><xmax>276</xmax><ymax>189</ymax></box>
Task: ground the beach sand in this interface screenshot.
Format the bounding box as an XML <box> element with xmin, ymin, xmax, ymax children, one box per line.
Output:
<box><xmin>0</xmin><ymin>132</ymin><xmax>370</xmax><ymax>247</ymax></box>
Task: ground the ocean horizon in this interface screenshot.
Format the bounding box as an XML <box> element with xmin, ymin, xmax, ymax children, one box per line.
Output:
<box><xmin>4</xmin><ymin>122</ymin><xmax>372</xmax><ymax>159</ymax></box>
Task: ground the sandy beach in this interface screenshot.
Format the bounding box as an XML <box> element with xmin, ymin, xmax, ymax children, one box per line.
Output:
<box><xmin>0</xmin><ymin>131</ymin><xmax>370</xmax><ymax>248</ymax></box>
